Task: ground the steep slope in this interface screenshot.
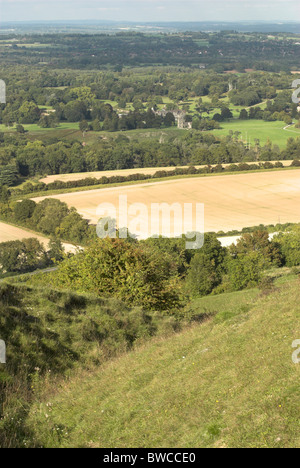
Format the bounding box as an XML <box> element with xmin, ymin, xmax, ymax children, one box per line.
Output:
<box><xmin>27</xmin><ymin>280</ymin><xmax>300</xmax><ymax>448</ymax></box>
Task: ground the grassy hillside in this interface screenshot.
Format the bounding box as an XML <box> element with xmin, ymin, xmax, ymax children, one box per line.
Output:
<box><xmin>0</xmin><ymin>282</ymin><xmax>179</xmax><ymax>447</ymax></box>
<box><xmin>25</xmin><ymin>278</ymin><xmax>300</xmax><ymax>448</ymax></box>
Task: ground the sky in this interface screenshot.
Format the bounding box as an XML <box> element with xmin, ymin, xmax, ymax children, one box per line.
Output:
<box><xmin>0</xmin><ymin>0</ymin><xmax>299</xmax><ymax>23</ymax></box>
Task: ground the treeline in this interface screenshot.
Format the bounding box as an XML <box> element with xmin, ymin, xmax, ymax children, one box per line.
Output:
<box><xmin>27</xmin><ymin>226</ymin><xmax>300</xmax><ymax>314</ymax></box>
<box><xmin>235</xmin><ymin>89</ymin><xmax>299</xmax><ymax>125</ymax></box>
<box><xmin>1</xmin><ymin>131</ymin><xmax>300</xmax><ymax>187</ymax></box>
<box><xmin>2</xmin><ymin>217</ymin><xmax>300</xmax><ymax>309</ymax></box>
<box><xmin>13</xmin><ymin>161</ymin><xmax>292</xmax><ymax>196</ymax></box>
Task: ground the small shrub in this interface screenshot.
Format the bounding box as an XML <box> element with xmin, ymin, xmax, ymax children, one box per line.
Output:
<box><xmin>258</xmin><ymin>276</ymin><xmax>277</xmax><ymax>296</ymax></box>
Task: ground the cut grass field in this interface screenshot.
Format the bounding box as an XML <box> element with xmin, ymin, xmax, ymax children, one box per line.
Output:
<box><xmin>211</xmin><ymin>120</ymin><xmax>300</xmax><ymax>148</ymax></box>
<box><xmin>0</xmin><ymin>122</ymin><xmax>80</xmax><ymax>133</ymax></box>
<box><xmin>26</xmin><ymin>278</ymin><xmax>300</xmax><ymax>448</ymax></box>
<box><xmin>32</xmin><ymin>169</ymin><xmax>300</xmax><ymax>234</ymax></box>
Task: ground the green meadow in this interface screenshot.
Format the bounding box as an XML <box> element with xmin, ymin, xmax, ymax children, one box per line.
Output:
<box><xmin>212</xmin><ymin>120</ymin><xmax>300</xmax><ymax>148</ymax></box>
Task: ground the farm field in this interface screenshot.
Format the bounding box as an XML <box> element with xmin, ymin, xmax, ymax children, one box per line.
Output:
<box><xmin>212</xmin><ymin>120</ymin><xmax>300</xmax><ymax>148</ymax></box>
<box><xmin>0</xmin><ymin>122</ymin><xmax>80</xmax><ymax>133</ymax></box>
<box><xmin>0</xmin><ymin>222</ymin><xmax>49</xmax><ymax>246</ymax></box>
<box><xmin>32</xmin><ymin>169</ymin><xmax>300</xmax><ymax>235</ymax></box>
<box><xmin>0</xmin><ymin>221</ymin><xmax>78</xmax><ymax>253</ymax></box>
<box><xmin>0</xmin><ymin>124</ymin><xmax>190</xmax><ymax>144</ymax></box>
<box><xmin>2</xmin><ymin>119</ymin><xmax>298</xmax><ymax>149</ymax></box>
<box><xmin>39</xmin><ymin>161</ymin><xmax>293</xmax><ymax>184</ymax></box>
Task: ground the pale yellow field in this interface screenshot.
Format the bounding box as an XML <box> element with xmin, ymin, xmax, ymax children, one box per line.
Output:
<box><xmin>32</xmin><ymin>169</ymin><xmax>300</xmax><ymax>237</ymax></box>
<box><xmin>39</xmin><ymin>161</ymin><xmax>293</xmax><ymax>185</ymax></box>
<box><xmin>0</xmin><ymin>222</ymin><xmax>49</xmax><ymax>246</ymax></box>
<box><xmin>0</xmin><ymin>222</ymin><xmax>78</xmax><ymax>253</ymax></box>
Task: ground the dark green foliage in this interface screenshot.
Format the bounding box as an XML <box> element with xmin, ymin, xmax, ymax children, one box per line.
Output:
<box><xmin>275</xmin><ymin>228</ymin><xmax>300</xmax><ymax>267</ymax></box>
<box><xmin>226</xmin><ymin>252</ymin><xmax>264</xmax><ymax>291</ymax></box>
<box><xmin>0</xmin><ymin>238</ymin><xmax>47</xmax><ymax>274</ymax></box>
<box><xmin>229</xmin><ymin>231</ymin><xmax>283</xmax><ymax>268</ymax></box>
<box><xmin>47</xmin><ymin>238</ymin><xmax>65</xmax><ymax>264</ymax></box>
<box><xmin>185</xmin><ymin>234</ymin><xmax>226</xmax><ymax>297</ymax></box>
<box><xmin>14</xmin><ymin>199</ymin><xmax>36</xmax><ymax>223</ymax></box>
<box><xmin>0</xmin><ymin>165</ymin><xmax>18</xmax><ymax>187</ymax></box>
<box><xmin>0</xmin><ymin>185</ymin><xmax>10</xmax><ymax>204</ymax></box>
<box><xmin>44</xmin><ymin>237</ymin><xmax>185</xmax><ymax>312</ymax></box>
<box><xmin>185</xmin><ymin>253</ymin><xmax>222</xmax><ymax>297</ymax></box>
<box><xmin>141</xmin><ymin>236</ymin><xmax>192</xmax><ymax>276</ymax></box>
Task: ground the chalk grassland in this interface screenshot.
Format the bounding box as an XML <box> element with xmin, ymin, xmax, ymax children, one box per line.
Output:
<box><xmin>32</xmin><ymin>169</ymin><xmax>300</xmax><ymax>234</ymax></box>
<box><xmin>26</xmin><ymin>280</ymin><xmax>300</xmax><ymax>448</ymax></box>
<box><xmin>0</xmin><ymin>221</ymin><xmax>78</xmax><ymax>253</ymax></box>
<box><xmin>39</xmin><ymin>161</ymin><xmax>293</xmax><ymax>185</ymax></box>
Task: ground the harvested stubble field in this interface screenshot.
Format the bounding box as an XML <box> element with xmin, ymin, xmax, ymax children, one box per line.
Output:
<box><xmin>0</xmin><ymin>222</ymin><xmax>49</xmax><ymax>246</ymax></box>
<box><xmin>32</xmin><ymin>169</ymin><xmax>300</xmax><ymax>235</ymax></box>
<box><xmin>0</xmin><ymin>222</ymin><xmax>78</xmax><ymax>253</ymax></box>
<box><xmin>39</xmin><ymin>161</ymin><xmax>293</xmax><ymax>185</ymax></box>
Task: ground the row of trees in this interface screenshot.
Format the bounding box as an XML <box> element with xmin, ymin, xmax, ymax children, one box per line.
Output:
<box><xmin>24</xmin><ymin>226</ymin><xmax>300</xmax><ymax>313</ymax></box>
<box><xmin>2</xmin><ymin>206</ymin><xmax>300</xmax><ymax>309</ymax></box>
<box><xmin>1</xmin><ymin>131</ymin><xmax>300</xmax><ymax>186</ymax></box>
<box><xmin>12</xmin><ymin>161</ymin><xmax>287</xmax><ymax>196</ymax></box>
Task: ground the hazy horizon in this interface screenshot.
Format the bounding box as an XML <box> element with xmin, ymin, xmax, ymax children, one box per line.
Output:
<box><xmin>0</xmin><ymin>0</ymin><xmax>299</xmax><ymax>23</ymax></box>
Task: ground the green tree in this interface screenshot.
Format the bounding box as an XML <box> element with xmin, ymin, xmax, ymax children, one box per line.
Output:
<box><xmin>226</xmin><ymin>252</ymin><xmax>264</xmax><ymax>291</ymax></box>
<box><xmin>275</xmin><ymin>228</ymin><xmax>300</xmax><ymax>267</ymax></box>
<box><xmin>54</xmin><ymin>238</ymin><xmax>184</xmax><ymax>312</ymax></box>
<box><xmin>14</xmin><ymin>199</ymin><xmax>37</xmax><ymax>223</ymax></box>
<box><xmin>0</xmin><ymin>185</ymin><xmax>10</xmax><ymax>204</ymax></box>
<box><xmin>0</xmin><ymin>238</ymin><xmax>46</xmax><ymax>273</ymax></box>
<box><xmin>57</xmin><ymin>210</ymin><xmax>90</xmax><ymax>244</ymax></box>
<box><xmin>185</xmin><ymin>252</ymin><xmax>221</xmax><ymax>297</ymax></box>
<box><xmin>47</xmin><ymin>238</ymin><xmax>65</xmax><ymax>264</ymax></box>
<box><xmin>18</xmin><ymin>101</ymin><xmax>41</xmax><ymax>124</ymax></box>
<box><xmin>16</xmin><ymin>124</ymin><xmax>25</xmax><ymax>134</ymax></box>
<box><xmin>32</xmin><ymin>199</ymin><xmax>69</xmax><ymax>236</ymax></box>
<box><xmin>229</xmin><ymin>231</ymin><xmax>283</xmax><ymax>268</ymax></box>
